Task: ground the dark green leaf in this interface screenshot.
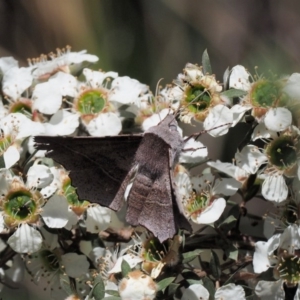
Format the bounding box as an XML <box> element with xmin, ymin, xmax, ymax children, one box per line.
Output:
<box><xmin>182</xmin><ymin>249</ymin><xmax>203</xmax><ymax>263</ymax></box>
<box><xmin>91</xmin><ymin>274</ymin><xmax>105</xmax><ymax>300</ymax></box>
<box><xmin>202</xmin><ymin>277</ymin><xmax>215</xmax><ymax>300</ymax></box>
<box><xmin>202</xmin><ymin>49</ymin><xmax>212</xmax><ymax>74</ymax></box>
<box><xmin>103</xmin><ymin>297</ymin><xmax>121</xmax><ymax>300</ymax></box>
<box><xmin>221</xmin><ymin>89</ymin><xmax>247</xmax><ymax>98</ymax></box>
<box><xmin>121</xmin><ymin>259</ymin><xmax>131</xmax><ymax>277</ymax></box>
<box><xmin>157</xmin><ymin>277</ymin><xmax>176</xmax><ymax>292</ymax></box>
<box><xmin>209</xmin><ymin>250</ymin><xmax>221</xmax><ymax>280</ymax></box>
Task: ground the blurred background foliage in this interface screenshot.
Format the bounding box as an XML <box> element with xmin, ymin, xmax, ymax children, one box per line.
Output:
<box><xmin>1</xmin><ymin>0</ymin><xmax>300</xmax><ymax>90</ymax></box>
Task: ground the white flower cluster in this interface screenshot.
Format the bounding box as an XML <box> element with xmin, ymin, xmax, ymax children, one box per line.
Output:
<box><xmin>0</xmin><ymin>47</ymin><xmax>299</xmax><ymax>300</ymax></box>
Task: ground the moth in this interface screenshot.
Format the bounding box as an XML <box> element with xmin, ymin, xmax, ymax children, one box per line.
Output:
<box><xmin>34</xmin><ymin>115</ymin><xmax>191</xmax><ymax>242</ymax></box>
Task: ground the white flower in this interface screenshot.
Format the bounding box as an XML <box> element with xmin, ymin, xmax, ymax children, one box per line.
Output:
<box><xmin>235</xmin><ymin>145</ymin><xmax>268</xmax><ymax>175</ymax></box>
<box><xmin>2</xmin><ymin>66</ymin><xmax>33</xmax><ymax>101</ymax></box>
<box><xmin>179</xmin><ymin>137</ymin><xmax>208</xmax><ymax>164</ymax></box>
<box><xmin>237</xmin><ymin>126</ymin><xmax>300</xmax><ymax>202</ymax></box>
<box><xmin>85</xmin><ymin>112</ymin><xmax>122</xmax><ymax>136</ymax></box>
<box><xmin>118</xmin><ymin>270</ymin><xmax>157</xmax><ymax>300</ymax></box>
<box><xmin>229</xmin><ymin>65</ymin><xmax>293</xmax><ymax>131</ymax></box>
<box><xmin>203</xmin><ymin>104</ymin><xmax>233</xmax><ymax>137</ymax></box>
<box><xmin>44</xmin><ymin>109</ymin><xmax>80</xmax><ymax>136</ymax></box>
<box><xmin>108</xmin><ymin>254</ymin><xmax>143</xmax><ymax>274</ymax></box>
<box><xmin>41</xmin><ymin>195</ymin><xmax>70</xmax><ymax>228</ymax></box>
<box><xmin>159</xmin><ymin>85</ymin><xmax>182</xmax><ymax>110</ymax></box>
<box><xmin>283</xmin><ymin>72</ymin><xmax>300</xmax><ymax>99</ymax></box>
<box><xmin>181</xmin><ymin>172</ymin><xmax>241</xmax><ymax>224</ymax></box>
<box><xmin>83</xmin><ymin>68</ymin><xmax>118</xmax><ymax>87</ymax></box>
<box><xmin>264</xmin><ymin>107</ymin><xmax>292</xmax><ymax>132</ymax></box>
<box><xmin>253</xmin><ymin>233</ymin><xmax>281</xmax><ymax>273</ymax></box>
<box><xmin>0</xmin><ymin>57</ymin><xmax>18</xmax><ymax>75</ymax></box>
<box><xmin>26</xmin><ymin>164</ymin><xmax>54</xmax><ymax>190</ymax></box>
<box><xmin>229</xmin><ymin>65</ymin><xmax>251</xmax><ymax>91</ymax></box>
<box><xmin>85</xmin><ymin>204</ymin><xmax>111</xmax><ymax>233</ymax></box>
<box><xmin>7</xmin><ymin>224</ymin><xmax>43</xmax><ymax>253</ymax></box>
<box><xmin>255</xmin><ymin>280</ymin><xmax>287</xmax><ymax>300</ymax></box>
<box><xmin>182</xmin><ymin>283</ymin><xmax>246</xmax><ymax>300</ymax></box>
<box><xmin>0</xmin><ymin>113</ymin><xmax>45</xmax><ymax>168</ymax></box>
<box><xmin>109</xmin><ymin>76</ymin><xmax>151</xmax><ymax>107</ymax></box>
<box><xmin>207</xmin><ymin>160</ymin><xmax>250</xmax><ymax>184</ymax></box>
<box><xmin>142</xmin><ymin>109</ymin><xmax>175</xmax><ymax>131</ymax></box>
<box><xmin>253</xmin><ymin>225</ymin><xmax>300</xmax><ymax>297</ymax></box>
<box><xmin>31</xmin><ymin>48</ymin><xmax>99</xmax><ymax>81</ymax></box>
<box><xmin>32</xmin><ymin>72</ymin><xmax>77</xmax><ymax>114</ymax></box>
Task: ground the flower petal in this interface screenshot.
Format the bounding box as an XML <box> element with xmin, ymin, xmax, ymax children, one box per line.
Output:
<box><xmin>264</xmin><ymin>107</ymin><xmax>292</xmax><ymax>132</ymax></box>
<box><xmin>86</xmin><ymin>205</ymin><xmax>111</xmax><ymax>233</ymax></box>
<box><xmin>41</xmin><ymin>195</ymin><xmax>69</xmax><ymax>228</ymax></box>
<box><xmin>7</xmin><ymin>224</ymin><xmax>42</xmax><ymax>253</ymax></box>
<box><xmin>204</xmin><ymin>105</ymin><xmax>233</xmax><ymax>137</ymax></box>
<box><xmin>182</xmin><ymin>284</ymin><xmax>209</xmax><ymax>300</ymax></box>
<box><xmin>262</xmin><ymin>175</ymin><xmax>288</xmax><ymax>202</ymax></box>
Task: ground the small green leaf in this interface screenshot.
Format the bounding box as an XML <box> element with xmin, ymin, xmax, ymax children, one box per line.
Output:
<box><xmin>209</xmin><ymin>250</ymin><xmax>221</xmax><ymax>280</ymax></box>
<box><xmin>91</xmin><ymin>274</ymin><xmax>105</xmax><ymax>300</ymax></box>
<box><xmin>221</xmin><ymin>89</ymin><xmax>247</xmax><ymax>98</ymax></box>
<box><xmin>105</xmin><ymin>290</ymin><xmax>120</xmax><ymax>297</ymax></box>
<box><xmin>187</xmin><ymin>279</ymin><xmax>201</xmax><ymax>285</ymax></box>
<box><xmin>218</xmin><ymin>215</ymin><xmax>237</xmax><ymax>232</ymax></box>
<box><xmin>202</xmin><ymin>49</ymin><xmax>212</xmax><ymax>74</ymax></box>
<box><xmin>157</xmin><ymin>277</ymin><xmax>176</xmax><ymax>292</ymax></box>
<box><xmin>121</xmin><ymin>259</ymin><xmax>131</xmax><ymax>277</ymax></box>
<box><xmin>103</xmin><ymin>297</ymin><xmax>121</xmax><ymax>300</ymax></box>
<box><xmin>182</xmin><ymin>249</ymin><xmax>203</xmax><ymax>263</ymax></box>
<box><xmin>220</xmin><ymin>215</ymin><xmax>237</xmax><ymax>225</ymax></box>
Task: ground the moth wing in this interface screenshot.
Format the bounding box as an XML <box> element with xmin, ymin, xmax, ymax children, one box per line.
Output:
<box><xmin>139</xmin><ymin>176</ymin><xmax>176</xmax><ymax>242</ymax></box>
<box><xmin>34</xmin><ymin>135</ymin><xmax>143</xmax><ymax>209</ymax></box>
<box><xmin>126</xmin><ymin>146</ymin><xmax>176</xmax><ymax>242</ymax></box>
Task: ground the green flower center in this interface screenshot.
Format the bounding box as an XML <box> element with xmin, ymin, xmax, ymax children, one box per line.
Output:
<box><xmin>4</xmin><ymin>191</ymin><xmax>36</xmax><ymax>220</ymax></box>
<box><xmin>251</xmin><ymin>79</ymin><xmax>289</xmax><ymax>108</ymax></box>
<box><xmin>187</xmin><ymin>192</ymin><xmax>209</xmax><ymax>214</ymax></box>
<box><xmin>143</xmin><ymin>238</ymin><xmax>166</xmax><ymax>262</ymax></box>
<box><xmin>185</xmin><ymin>85</ymin><xmax>211</xmax><ymax>113</ymax></box>
<box><xmin>39</xmin><ymin>250</ymin><xmax>60</xmax><ymax>272</ymax></box>
<box><xmin>77</xmin><ymin>90</ymin><xmax>106</xmax><ymax>114</ymax></box>
<box><xmin>277</xmin><ymin>255</ymin><xmax>300</xmax><ymax>284</ymax></box>
<box><xmin>267</xmin><ymin>136</ymin><xmax>297</xmax><ymax>170</ymax></box>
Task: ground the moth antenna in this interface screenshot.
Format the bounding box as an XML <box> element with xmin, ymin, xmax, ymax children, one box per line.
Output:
<box><xmin>184</xmin><ymin>122</ymin><xmax>233</xmax><ymax>142</ymax></box>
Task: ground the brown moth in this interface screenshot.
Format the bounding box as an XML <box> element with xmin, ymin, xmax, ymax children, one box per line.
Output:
<box><xmin>34</xmin><ymin>115</ymin><xmax>191</xmax><ymax>242</ymax></box>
